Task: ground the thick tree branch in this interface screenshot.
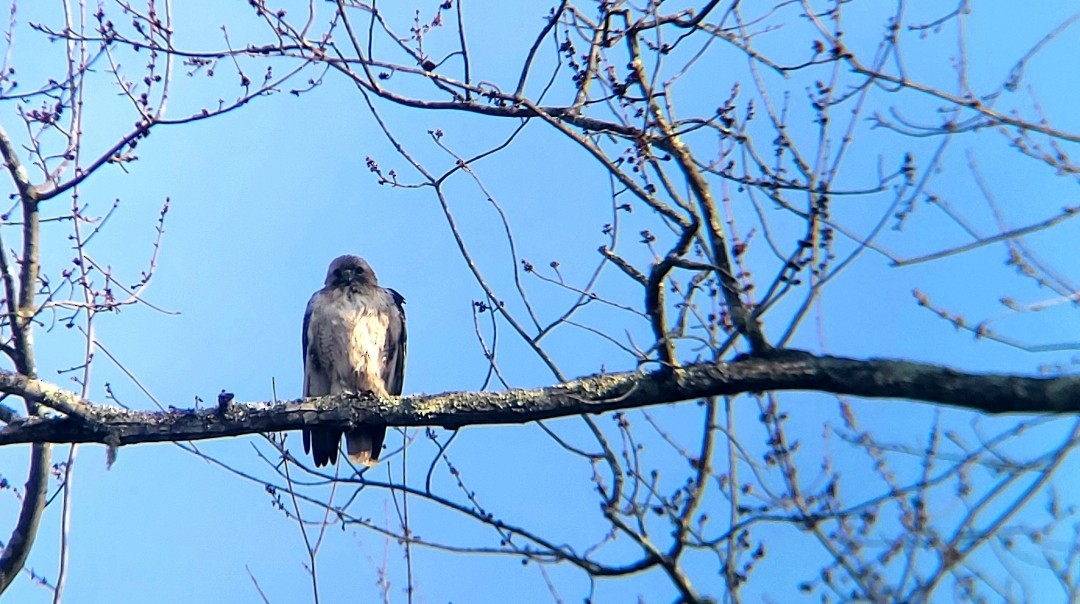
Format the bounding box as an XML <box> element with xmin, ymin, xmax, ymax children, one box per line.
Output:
<box><xmin>0</xmin><ymin>118</ymin><xmax>48</xmax><ymax>593</ymax></box>
<box><xmin>0</xmin><ymin>350</ymin><xmax>1077</xmax><ymax>447</ymax></box>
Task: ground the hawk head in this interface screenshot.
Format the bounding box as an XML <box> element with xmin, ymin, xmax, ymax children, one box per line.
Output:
<box><xmin>325</xmin><ymin>255</ymin><xmax>378</xmax><ymax>288</ymax></box>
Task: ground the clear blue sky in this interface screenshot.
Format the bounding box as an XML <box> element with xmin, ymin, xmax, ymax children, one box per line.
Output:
<box><xmin>2</xmin><ymin>1</ymin><xmax>1079</xmax><ymax>602</ymax></box>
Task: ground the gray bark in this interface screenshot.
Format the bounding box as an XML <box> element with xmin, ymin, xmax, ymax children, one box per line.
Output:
<box><xmin>0</xmin><ymin>349</ymin><xmax>1076</xmax><ymax>447</ymax></box>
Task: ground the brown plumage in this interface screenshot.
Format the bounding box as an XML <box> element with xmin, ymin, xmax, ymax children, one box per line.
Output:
<box><xmin>302</xmin><ymin>255</ymin><xmax>406</xmax><ymax>467</ymax></box>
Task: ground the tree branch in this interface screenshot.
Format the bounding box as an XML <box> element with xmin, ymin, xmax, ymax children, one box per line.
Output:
<box><xmin>0</xmin><ymin>350</ymin><xmax>1077</xmax><ymax>447</ymax></box>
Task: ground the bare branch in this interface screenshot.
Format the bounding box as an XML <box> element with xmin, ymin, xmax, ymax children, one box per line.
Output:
<box><xmin>2</xmin><ymin>350</ymin><xmax>1078</xmax><ymax>447</ymax></box>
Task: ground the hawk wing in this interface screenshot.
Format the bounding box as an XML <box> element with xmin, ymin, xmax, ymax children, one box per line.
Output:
<box><xmin>382</xmin><ymin>288</ymin><xmax>407</xmax><ymax>396</ymax></box>
<box><xmin>302</xmin><ymin>292</ymin><xmax>338</xmax><ymax>467</ymax></box>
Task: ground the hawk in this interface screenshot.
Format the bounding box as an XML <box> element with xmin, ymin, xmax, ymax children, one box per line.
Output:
<box><xmin>302</xmin><ymin>255</ymin><xmax>407</xmax><ymax>467</ymax></box>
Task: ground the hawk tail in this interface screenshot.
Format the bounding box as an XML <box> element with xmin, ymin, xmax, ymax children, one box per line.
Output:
<box><xmin>345</xmin><ymin>426</ymin><xmax>386</xmax><ymax>466</ymax></box>
<box><xmin>304</xmin><ymin>427</ymin><xmax>342</xmax><ymax>467</ymax></box>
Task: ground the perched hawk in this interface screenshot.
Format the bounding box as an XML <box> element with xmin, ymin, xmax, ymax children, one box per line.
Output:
<box><xmin>302</xmin><ymin>255</ymin><xmax>407</xmax><ymax>467</ymax></box>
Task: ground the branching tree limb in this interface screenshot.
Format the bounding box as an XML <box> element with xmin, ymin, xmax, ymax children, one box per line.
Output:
<box><xmin>1</xmin><ymin>349</ymin><xmax>1076</xmax><ymax>447</ymax></box>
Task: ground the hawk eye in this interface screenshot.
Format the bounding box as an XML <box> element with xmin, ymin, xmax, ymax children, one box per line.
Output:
<box><xmin>333</xmin><ymin>266</ymin><xmax>361</xmax><ymax>283</ymax></box>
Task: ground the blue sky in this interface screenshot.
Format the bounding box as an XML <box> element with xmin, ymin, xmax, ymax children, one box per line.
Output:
<box><xmin>2</xmin><ymin>1</ymin><xmax>1080</xmax><ymax>602</ymax></box>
